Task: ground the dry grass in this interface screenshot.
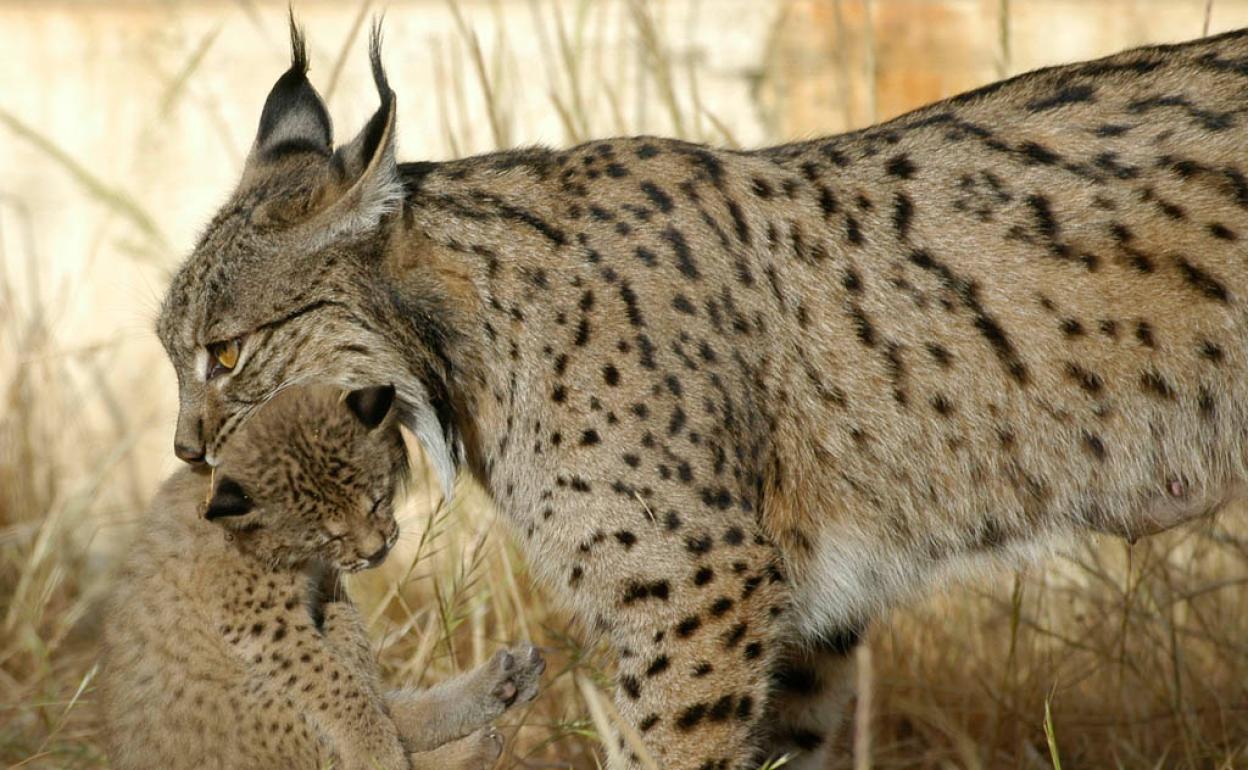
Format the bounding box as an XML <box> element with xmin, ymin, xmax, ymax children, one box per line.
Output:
<box><xmin>2</xmin><ymin>1</ymin><xmax>1248</xmax><ymax>768</ymax></box>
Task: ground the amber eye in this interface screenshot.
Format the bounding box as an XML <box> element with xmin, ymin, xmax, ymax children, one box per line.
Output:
<box><xmin>206</xmin><ymin>338</ymin><xmax>242</xmax><ymax>379</ymax></box>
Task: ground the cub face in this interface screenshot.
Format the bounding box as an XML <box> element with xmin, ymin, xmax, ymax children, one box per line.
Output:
<box><xmin>203</xmin><ymin>383</ymin><xmax>409</xmax><ymax>573</ymax></box>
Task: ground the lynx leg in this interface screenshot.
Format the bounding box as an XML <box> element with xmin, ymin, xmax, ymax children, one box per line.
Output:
<box><xmin>236</xmin><ymin>618</ymin><xmax>408</xmax><ymax>770</ymax></box>
<box><xmin>317</xmin><ymin>598</ymin><xmax>383</xmax><ymax>693</ymax></box>
<box><xmin>407</xmin><ymin>727</ymin><xmax>503</xmax><ymax>770</ymax></box>
<box><xmin>763</xmin><ymin>626</ymin><xmax>864</xmax><ymax>769</ymax></box>
<box><xmin>387</xmin><ymin>644</ymin><xmax>545</xmax><ymax>752</ymax></box>
<box><xmin>554</xmin><ymin>498</ymin><xmax>791</xmax><ymax>770</ymax></box>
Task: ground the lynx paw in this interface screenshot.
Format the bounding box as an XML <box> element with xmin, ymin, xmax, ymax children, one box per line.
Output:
<box><xmin>487</xmin><ymin>644</ymin><xmax>545</xmax><ymax>708</ymax></box>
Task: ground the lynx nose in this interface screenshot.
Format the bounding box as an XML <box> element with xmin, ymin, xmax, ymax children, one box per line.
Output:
<box><xmin>174</xmin><ymin>442</ymin><xmax>206</xmax><ymax>464</ymax></box>
<box><xmin>174</xmin><ymin>410</ymin><xmax>207</xmax><ymax>464</ymax></box>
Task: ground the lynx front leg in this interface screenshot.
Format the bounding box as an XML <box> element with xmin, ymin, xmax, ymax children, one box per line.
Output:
<box><xmin>317</xmin><ymin>595</ymin><xmax>383</xmax><ymax>694</ymax></box>
<box><xmin>763</xmin><ymin>627</ymin><xmax>864</xmax><ymax>769</ymax></box>
<box><xmin>408</xmin><ymin>727</ymin><xmax>503</xmax><ymax>770</ymax></box>
<box><xmin>387</xmin><ymin>644</ymin><xmax>545</xmax><ymax>752</ymax></box>
<box><xmin>559</xmin><ymin>503</ymin><xmax>792</xmax><ymax>770</ymax></box>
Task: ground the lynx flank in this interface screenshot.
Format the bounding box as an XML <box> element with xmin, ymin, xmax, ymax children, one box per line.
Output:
<box><xmin>158</xmin><ymin>20</ymin><xmax>1248</xmax><ymax>769</ymax></box>
<box><xmin>100</xmin><ymin>384</ymin><xmax>544</xmax><ymax>770</ymax></box>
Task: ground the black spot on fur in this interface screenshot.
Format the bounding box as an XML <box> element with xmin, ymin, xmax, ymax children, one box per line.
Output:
<box><xmin>620</xmin><ymin>675</ymin><xmax>642</xmax><ymax>700</ymax></box>
<box><xmin>845</xmin><ymin>214</ymin><xmax>863</xmax><ymax>245</ymax></box>
<box><xmin>1140</xmin><ymin>369</ymin><xmax>1175</xmax><ymax>399</ymax></box>
<box><xmin>908</xmin><ymin>249</ymin><xmax>1029</xmax><ymax>385</ymax></box>
<box><xmin>817</xmin><ymin>186</ymin><xmax>839</xmax><ymax>217</ymax></box>
<box><xmin>1200</xmin><ymin>340</ymin><xmax>1225</xmax><ymax>363</ymax></box>
<box><xmin>645</xmin><ymin>655</ymin><xmax>670</xmax><ymax>677</ymax></box>
<box><xmin>1019</xmin><ymin>141</ymin><xmax>1060</xmax><ymax>165</ymax></box>
<box><xmin>676</xmin><ymin>702</ymin><xmax>708</xmax><ymax>731</ymax></box>
<box><xmin>1209</xmin><ymin>222</ymin><xmax>1237</xmax><ymax>240</ymax></box>
<box><xmin>622</xmin><ymin>579</ymin><xmax>670</xmax><ymax>605</ymax></box>
<box><xmin>1083</xmin><ymin>431</ymin><xmax>1107</xmax><ymax>461</ymax></box>
<box><xmin>850</xmin><ymin>306</ymin><xmax>876</xmax><ymax>348</ymax></box>
<box><xmin>893</xmin><ymin>192</ymin><xmax>914</xmax><ymax>238</ymax></box>
<box><xmin>640</xmin><ymin>181</ymin><xmax>673</xmax><ymax>213</ymax></box>
<box><xmin>1176</xmin><ymin>258</ymin><xmax>1230</xmax><ymax>302</ymax></box>
<box><xmin>885</xmin><ymin>153</ymin><xmax>916</xmax><ymax>179</ymax></box>
<box><xmin>663</xmin><ymin>227</ymin><xmax>700</xmax><ymax>279</ymax></box>
<box><xmin>1065</xmin><ymin>363</ymin><xmax>1103</xmax><ymax>394</ymax></box>
<box><xmin>675</xmin><ymin>616</ymin><xmax>702</xmax><ymax>638</ymax></box>
<box><xmin>1027</xmin><ymin>83</ymin><xmax>1096</xmax><ymax>111</ymax></box>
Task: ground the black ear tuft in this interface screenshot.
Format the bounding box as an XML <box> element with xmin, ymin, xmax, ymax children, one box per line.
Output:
<box><xmin>288</xmin><ymin>8</ymin><xmax>311</xmax><ymax>75</ymax></box>
<box><xmin>346</xmin><ymin>385</ymin><xmax>396</xmax><ymax>429</ymax></box>
<box><xmin>205</xmin><ymin>477</ymin><xmax>254</xmax><ymax>520</ymax></box>
<box><xmin>332</xmin><ymin>18</ymin><xmax>395</xmax><ymax>177</ymax></box>
<box><xmin>368</xmin><ymin>17</ymin><xmax>393</xmax><ymax>107</ymax></box>
<box><xmin>253</xmin><ymin>13</ymin><xmax>333</xmax><ymax>160</ymax></box>
<box><xmin>358</xmin><ymin>21</ymin><xmax>394</xmax><ymax>165</ymax></box>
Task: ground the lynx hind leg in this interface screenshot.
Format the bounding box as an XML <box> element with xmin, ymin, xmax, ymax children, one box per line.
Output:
<box><xmin>388</xmin><ymin>644</ymin><xmax>545</xmax><ymax>752</ymax></box>
<box><xmin>764</xmin><ymin>626</ymin><xmax>864</xmax><ymax>769</ymax></box>
<box><xmin>407</xmin><ymin>727</ymin><xmax>503</xmax><ymax>770</ymax></box>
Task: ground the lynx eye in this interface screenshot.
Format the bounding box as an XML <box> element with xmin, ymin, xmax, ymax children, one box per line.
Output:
<box><xmin>206</xmin><ymin>337</ymin><xmax>243</xmax><ymax>380</ymax></box>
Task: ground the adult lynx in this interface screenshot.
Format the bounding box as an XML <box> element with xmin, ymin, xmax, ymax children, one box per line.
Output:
<box><xmin>158</xmin><ymin>19</ymin><xmax>1248</xmax><ymax>768</ymax></box>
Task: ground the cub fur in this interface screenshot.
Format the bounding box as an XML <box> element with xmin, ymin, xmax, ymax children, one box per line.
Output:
<box><xmin>99</xmin><ymin>384</ymin><xmax>544</xmax><ymax>770</ymax></box>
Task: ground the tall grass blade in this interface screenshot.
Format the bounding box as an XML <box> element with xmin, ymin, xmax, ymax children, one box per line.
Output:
<box><xmin>0</xmin><ymin>110</ymin><xmax>170</xmax><ymax>256</ymax></box>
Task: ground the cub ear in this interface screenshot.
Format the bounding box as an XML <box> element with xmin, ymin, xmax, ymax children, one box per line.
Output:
<box><xmin>247</xmin><ymin>13</ymin><xmax>333</xmax><ymax>164</ymax></box>
<box><xmin>205</xmin><ymin>477</ymin><xmax>254</xmax><ymax>520</ymax></box>
<box><xmin>345</xmin><ymin>384</ymin><xmax>396</xmax><ymax>430</ymax></box>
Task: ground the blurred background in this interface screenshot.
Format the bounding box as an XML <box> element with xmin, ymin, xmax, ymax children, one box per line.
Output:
<box><xmin>3</xmin><ymin>1</ymin><xmax>1248</xmax><ymax>767</ymax></box>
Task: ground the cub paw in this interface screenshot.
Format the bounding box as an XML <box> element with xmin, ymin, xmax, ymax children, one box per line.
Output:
<box><xmin>409</xmin><ymin>727</ymin><xmax>501</xmax><ymax>770</ymax></box>
<box><xmin>487</xmin><ymin>643</ymin><xmax>545</xmax><ymax>708</ymax></box>
<box><xmin>472</xmin><ymin>726</ymin><xmax>504</xmax><ymax>767</ymax></box>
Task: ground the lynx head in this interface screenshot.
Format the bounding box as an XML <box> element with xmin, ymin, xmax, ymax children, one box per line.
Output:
<box><xmin>157</xmin><ymin>17</ymin><xmax>459</xmax><ymax>494</ymax></box>
<box><xmin>203</xmin><ymin>383</ymin><xmax>409</xmax><ymax>572</ymax></box>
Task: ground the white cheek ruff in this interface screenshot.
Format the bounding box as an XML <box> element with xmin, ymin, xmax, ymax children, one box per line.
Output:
<box><xmin>396</xmin><ymin>382</ymin><xmax>457</xmax><ymax>502</ymax></box>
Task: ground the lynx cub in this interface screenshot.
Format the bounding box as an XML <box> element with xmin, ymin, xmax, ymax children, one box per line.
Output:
<box><xmin>100</xmin><ymin>384</ymin><xmax>544</xmax><ymax>769</ymax></box>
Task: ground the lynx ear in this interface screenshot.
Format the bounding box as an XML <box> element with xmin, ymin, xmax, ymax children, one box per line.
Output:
<box><xmin>248</xmin><ymin>13</ymin><xmax>333</xmax><ymax>163</ymax></box>
<box><xmin>310</xmin><ymin>21</ymin><xmax>402</xmax><ymax>237</ymax></box>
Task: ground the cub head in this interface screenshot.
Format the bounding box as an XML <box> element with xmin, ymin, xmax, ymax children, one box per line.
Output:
<box><xmin>156</xmin><ymin>17</ymin><xmax>458</xmax><ymax>496</ymax></box>
<box><xmin>203</xmin><ymin>383</ymin><xmax>409</xmax><ymax>572</ymax></box>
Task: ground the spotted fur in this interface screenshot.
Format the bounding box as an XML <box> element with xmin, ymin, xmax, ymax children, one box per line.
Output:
<box><xmin>99</xmin><ymin>383</ymin><xmax>544</xmax><ymax>769</ymax></box>
<box><xmin>158</xmin><ymin>20</ymin><xmax>1248</xmax><ymax>768</ymax></box>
